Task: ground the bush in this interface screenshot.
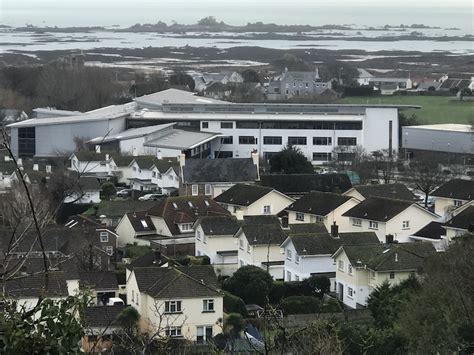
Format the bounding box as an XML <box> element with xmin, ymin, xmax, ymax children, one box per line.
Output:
<box><xmin>321</xmin><ymin>298</ymin><xmax>343</xmax><ymax>313</ymax></box>
<box><xmin>225</xmin><ymin>313</ymin><xmax>244</xmax><ymax>336</ymax></box>
<box><xmin>281</xmin><ymin>296</ymin><xmax>321</xmax><ymax>315</ymax></box>
<box><xmin>269</xmin><ymin>281</ymin><xmax>313</xmax><ymax>304</ymax></box>
<box><xmin>223</xmin><ymin>266</ymin><xmax>273</xmax><ymax>305</ymax></box>
<box><xmin>223</xmin><ymin>291</ymin><xmax>247</xmax><ymax>316</ymax></box>
<box><xmin>306</xmin><ymin>275</ymin><xmax>331</xmax><ymax>297</ymax></box>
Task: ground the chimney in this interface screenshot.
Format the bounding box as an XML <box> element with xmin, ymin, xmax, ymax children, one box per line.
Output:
<box><xmin>45</xmin><ymin>165</ymin><xmax>52</xmax><ymax>174</ymax></box>
<box><xmin>385</xmin><ymin>234</ymin><xmax>394</xmax><ymax>244</ymax></box>
<box><xmin>156</xmin><ymin>150</ymin><xmax>163</xmax><ymax>160</ymax></box>
<box><xmin>105</xmin><ymin>154</ymin><xmax>110</xmax><ymax>161</ymax></box>
<box><xmin>251</xmin><ymin>150</ymin><xmax>260</xmax><ymax>181</ymax></box>
<box><xmin>95</xmin><ymin>145</ymin><xmax>101</xmax><ymax>153</ymax></box>
<box><xmin>17</xmin><ymin>158</ymin><xmax>22</xmax><ymax>167</ymax></box>
<box><xmin>315</xmin><ymin>67</ymin><xmax>320</xmax><ymax>80</ymax></box>
<box><xmin>132</xmin><ymin>147</ymin><xmax>138</xmax><ymax>157</ymax></box>
<box><xmin>394</xmin><ymin>253</ymin><xmax>398</xmax><ymax>262</ymax></box>
<box><xmin>331</xmin><ymin>222</ymin><xmax>339</xmax><ymax>238</ymax></box>
<box><xmin>178</xmin><ymin>153</ymin><xmax>186</xmax><ymax>182</ymax></box>
<box><xmin>33</xmin><ymin>163</ymin><xmax>39</xmax><ymax>171</ymax></box>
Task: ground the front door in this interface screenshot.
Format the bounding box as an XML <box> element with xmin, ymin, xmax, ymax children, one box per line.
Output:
<box><xmin>338</xmin><ymin>283</ymin><xmax>344</xmax><ymax>301</ymax></box>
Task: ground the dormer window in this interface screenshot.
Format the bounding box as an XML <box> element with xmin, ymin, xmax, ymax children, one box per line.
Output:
<box><xmin>100</xmin><ymin>231</ymin><xmax>108</xmax><ymax>243</ymax></box>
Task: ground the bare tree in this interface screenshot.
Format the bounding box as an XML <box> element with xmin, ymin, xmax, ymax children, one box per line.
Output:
<box><xmin>372</xmin><ymin>149</ymin><xmax>398</xmax><ymax>184</ymax></box>
<box><xmin>408</xmin><ymin>158</ymin><xmax>446</xmax><ymax>208</ymax></box>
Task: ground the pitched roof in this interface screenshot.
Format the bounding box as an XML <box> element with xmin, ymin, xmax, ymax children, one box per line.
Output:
<box><xmin>153</xmin><ymin>158</ymin><xmax>179</xmax><ymax>173</ymax></box>
<box><xmin>0</xmin><ymin>161</ymin><xmax>17</xmax><ymax>175</ymax></box>
<box><xmin>412</xmin><ymin>221</ymin><xmax>446</xmax><ymax>240</ymax></box>
<box><xmin>133</xmin><ymin>156</ymin><xmax>159</xmax><ymax>169</ymax></box>
<box><xmin>126</xmin><ymin>251</ymin><xmax>169</xmax><ymax>270</ymax></box>
<box><xmin>260</xmin><ymin>174</ymin><xmax>352</xmax><ymax>196</ymax></box>
<box><xmin>337</xmin><ymin>232</ymin><xmax>380</xmax><ymax>245</ymax></box>
<box><xmin>214</xmin><ymin>184</ymin><xmax>274</xmax><ymax>206</ymax></box>
<box><xmin>242</xmin><ymin>215</ymin><xmax>281</xmax><ymax>226</ymax></box>
<box><xmin>340</xmin><ymin>243</ymin><xmax>435</xmax><ymax>272</ymax></box>
<box><xmin>79</xmin><ymin>271</ymin><xmax>118</xmax><ymax>290</ymax></box>
<box><xmin>89</xmin><ymin>200</ymin><xmax>158</xmax><ymax>218</ymax></box>
<box><xmin>147</xmin><ymin>196</ymin><xmax>229</xmax><ymax>235</ymax></box>
<box><xmin>342</xmin><ymin>196</ymin><xmax>413</xmax><ymax>221</ymax></box>
<box><xmin>133</xmin><ymin>265</ymin><xmax>221</xmax><ymax>298</ymax></box>
<box><xmin>286</xmin><ymin>223</ymin><xmax>328</xmax><ymax>235</ymax></box>
<box><xmin>239</xmin><ymin>224</ymin><xmax>287</xmax><ymax>246</ymax></box>
<box><xmin>197</xmin><ymin>216</ymin><xmax>240</xmax><ymax>236</ymax></box>
<box><xmin>113</xmin><ymin>156</ymin><xmax>135</xmax><ymax>167</ymax></box>
<box><xmin>286</xmin><ymin>191</ymin><xmax>352</xmax><ymax>216</ymax></box>
<box><xmin>183</xmin><ymin>158</ymin><xmax>258</xmax><ymax>183</ymax></box>
<box><xmin>351</xmin><ymin>183</ymin><xmax>416</xmax><ymax>201</ymax></box>
<box><xmin>432</xmin><ymin>179</ymin><xmax>474</xmax><ymax>201</ymax></box>
<box><xmin>126</xmin><ymin>211</ymin><xmax>156</xmax><ymax>232</ymax></box>
<box><xmin>84</xmin><ymin>305</ymin><xmax>127</xmax><ymax>328</ymax></box>
<box><xmin>79</xmin><ymin>176</ymin><xmax>100</xmax><ymax>191</ymax></box>
<box><xmin>0</xmin><ymin>271</ymin><xmax>68</xmax><ymax>298</ymax></box>
<box><xmin>72</xmin><ymin>151</ymin><xmax>115</xmax><ymax>162</ymax></box>
<box><xmin>445</xmin><ymin>206</ymin><xmax>474</xmax><ymax>231</ymax></box>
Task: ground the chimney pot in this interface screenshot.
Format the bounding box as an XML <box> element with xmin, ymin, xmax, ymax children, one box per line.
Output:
<box><xmin>331</xmin><ymin>222</ymin><xmax>339</xmax><ymax>238</ymax></box>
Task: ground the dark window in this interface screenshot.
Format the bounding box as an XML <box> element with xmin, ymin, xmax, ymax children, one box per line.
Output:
<box><xmin>221</xmin><ymin>136</ymin><xmax>233</xmax><ymax>144</ymax></box>
<box><xmin>18</xmin><ymin>127</ymin><xmax>36</xmax><ymax>157</ymax></box>
<box><xmin>313</xmin><ymin>152</ymin><xmax>332</xmax><ymax>161</ymax></box>
<box><xmin>335</xmin><ymin>122</ymin><xmax>362</xmax><ymax>130</ymax></box>
<box><xmin>338</xmin><ymin>152</ymin><xmax>356</xmax><ymax>161</ymax></box>
<box><xmin>239</xmin><ymin>136</ymin><xmax>257</xmax><ymax>144</ymax></box>
<box><xmin>313</xmin><ymin>137</ymin><xmax>332</xmax><ymax>145</ymax></box>
<box><xmin>220</xmin><ymin>122</ymin><xmax>233</xmax><ymax>129</ymax></box>
<box><xmin>338</xmin><ymin>137</ymin><xmax>357</xmax><ymax>146</ymax></box>
<box><xmin>236</xmin><ymin>121</ymin><xmax>259</xmax><ymax>129</ymax></box>
<box><xmin>202</xmin><ymin>122</ymin><xmax>209</xmax><ymax>129</ymax></box>
<box><xmin>288</xmin><ymin>137</ymin><xmax>307</xmax><ymax>145</ymax></box>
<box><xmin>263</xmin><ymin>136</ymin><xmax>282</xmax><ymax>145</ymax></box>
<box><xmin>215</xmin><ymin>151</ymin><xmax>233</xmax><ymax>158</ymax></box>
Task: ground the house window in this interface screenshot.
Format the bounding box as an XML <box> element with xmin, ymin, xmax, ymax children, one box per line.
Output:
<box><xmin>196</xmin><ymin>326</ymin><xmax>213</xmax><ymax>344</ymax></box>
<box><xmin>18</xmin><ymin>127</ymin><xmax>36</xmax><ymax>157</ymax></box>
<box><xmin>131</xmin><ymin>290</ymin><xmax>135</xmax><ymax>303</ymax></box>
<box><xmin>371</xmin><ymin>271</ymin><xmax>376</xmax><ymax>279</ymax></box>
<box><xmin>205</xmin><ymin>184</ymin><xmax>212</xmax><ymax>196</ymax></box>
<box><xmin>295</xmin><ymin>275</ymin><xmax>300</xmax><ymax>281</ymax></box>
<box><xmin>165</xmin><ymin>327</ymin><xmax>182</xmax><ymax>338</ymax></box>
<box><xmin>348</xmin><ymin>264</ymin><xmax>353</xmax><ymax>275</ymax></box>
<box><xmin>369</xmin><ymin>221</ymin><xmax>379</xmax><ymax>230</ymax></box>
<box><xmin>263</xmin><ymin>136</ymin><xmax>283</xmax><ymax>145</ymax></box>
<box><xmin>152</xmin><ymin>171</ymin><xmax>156</xmax><ymax>178</ymax></box>
<box><xmin>180</xmin><ymin>223</ymin><xmax>193</xmax><ymax>232</ymax></box>
<box><xmin>239</xmin><ymin>239</ymin><xmax>244</xmax><ymax>250</ymax></box>
<box><xmin>105</xmin><ymin>246</ymin><xmax>114</xmax><ymax>256</ymax></box>
<box><xmin>286</xmin><ymin>271</ymin><xmax>292</xmax><ymax>281</ymax></box>
<box><xmin>288</xmin><ymin>137</ymin><xmax>307</xmax><ymax>146</ymax></box>
<box><xmin>453</xmin><ymin>200</ymin><xmax>463</xmax><ymax>207</ymax></box>
<box><xmin>100</xmin><ymin>232</ymin><xmax>108</xmax><ymax>243</ymax></box>
<box><xmin>202</xmin><ymin>122</ymin><xmax>209</xmax><ymax>129</ymax></box>
<box><xmin>315</xmin><ymin>216</ymin><xmax>324</xmax><ymax>223</ymax></box>
<box><xmin>312</xmin><ymin>152</ymin><xmax>332</xmax><ymax>161</ymax></box>
<box><xmin>286</xmin><ymin>249</ymin><xmax>292</xmax><ymax>261</ymax></box>
<box><xmin>220</xmin><ymin>122</ymin><xmax>233</xmax><ymax>129</ymax></box>
<box><xmin>221</xmin><ymin>136</ymin><xmax>233</xmax><ymax>144</ymax></box>
<box><xmin>338</xmin><ymin>260</ymin><xmax>344</xmax><ymax>271</ymax></box>
<box><xmin>313</xmin><ymin>137</ymin><xmax>332</xmax><ymax>145</ymax></box>
<box><xmin>165</xmin><ymin>300</ymin><xmax>182</xmax><ymax>313</ymax></box>
<box><xmin>196</xmin><ymin>230</ymin><xmax>201</xmax><ymax>241</ymax></box>
<box><xmin>402</xmin><ymin>220</ymin><xmax>410</xmax><ymax>229</ymax></box>
<box><xmin>203</xmin><ymin>299</ymin><xmax>214</xmax><ymax>312</ymax></box>
<box><xmin>295</xmin><ymin>254</ymin><xmax>300</xmax><ymax>264</ymax></box>
<box><xmin>389</xmin><ymin>272</ymin><xmax>395</xmax><ymax>279</ymax></box>
<box><xmin>353</xmin><ymin>218</ymin><xmax>362</xmax><ymax>227</ymax></box>
<box><xmin>348</xmin><ymin>287</ymin><xmax>354</xmax><ymax>298</ymax></box>
<box><xmin>295</xmin><ymin>212</ymin><xmax>305</xmax><ymax>221</ymax></box>
<box><xmin>337</xmin><ymin>137</ymin><xmax>357</xmax><ymax>146</ymax></box>
<box><xmin>263</xmin><ymin>205</ymin><xmax>271</xmax><ymax>214</ymax></box>
<box><xmin>239</xmin><ymin>136</ymin><xmax>256</xmax><ymax>144</ymax></box>
<box><xmin>192</xmin><ymin>184</ymin><xmax>199</xmax><ymax>196</ymax></box>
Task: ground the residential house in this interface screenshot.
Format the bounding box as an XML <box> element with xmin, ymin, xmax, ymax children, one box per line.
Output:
<box><xmin>214</xmin><ymin>184</ymin><xmax>294</xmax><ymax>219</ymax></box>
<box><xmin>76</xmin><ymin>271</ymin><xmax>119</xmax><ymax>305</ymax></box>
<box><xmin>356</xmin><ymin>69</ymin><xmax>373</xmax><ymax>86</ymax></box>
<box><xmin>444</xmin><ymin>203</ymin><xmax>474</xmax><ymax>243</ymax></box>
<box><xmin>125</xmin><ymin>250</ymin><xmax>169</xmax><ymax>280</ymax></box>
<box><xmin>367</xmin><ymin>77</ymin><xmax>413</xmax><ymax>94</ymax></box>
<box><xmin>86</xmin><ymin>200</ymin><xmax>158</xmax><ymax>227</ymax></box>
<box><xmin>438</xmin><ymin>75</ymin><xmax>474</xmax><ymax>92</ymax></box>
<box><xmin>151</xmin><ymin>158</ymin><xmax>180</xmax><ymax>195</ymax></box>
<box><xmin>343</xmin><ymin>183</ymin><xmax>416</xmax><ymax>202</ymax></box>
<box><xmin>204</xmin><ymin>82</ymin><xmax>232</xmax><ymax>100</ymax></box>
<box><xmin>0</xmin><ymin>158</ymin><xmax>18</xmax><ymax>192</ymax></box>
<box><xmin>194</xmin><ymin>216</ymin><xmax>241</xmax><ymax>276</ymax></box>
<box><xmin>332</xmin><ymin>243</ymin><xmax>435</xmax><ymax>308</ymax></box>
<box><xmin>127</xmin><ymin>156</ymin><xmax>162</xmax><ymax>192</ymax></box>
<box><xmin>69</xmin><ymin>151</ymin><xmax>118</xmax><ymax>180</ymax></box>
<box><xmin>342</xmin><ymin>196</ymin><xmax>439</xmax><ymax>243</ymax></box>
<box><xmin>286</xmin><ymin>191</ymin><xmax>360</xmax><ymax>232</ymax></box>
<box><xmin>63</xmin><ymin>176</ymin><xmax>101</xmax><ymax>204</ymax></box>
<box><xmin>180</xmin><ymin>157</ymin><xmax>259</xmax><ymax>198</ymax></box>
<box><xmin>115</xmin><ymin>211</ymin><xmax>157</xmax><ymax>247</ymax></box>
<box><xmin>267</xmin><ymin>68</ymin><xmax>333</xmax><ymax>101</ymax></box>
<box><xmin>235</xmin><ymin>223</ymin><xmax>288</xmax><ymax>280</ymax></box>
<box><xmin>126</xmin><ymin>265</ymin><xmax>223</xmax><ymax>343</ymax></box>
<box><xmin>260</xmin><ymin>173</ymin><xmax>352</xmax><ymax>198</ymax></box>
<box><xmin>113</xmin><ymin>155</ymin><xmax>136</xmax><ymax>185</ymax></box>
<box><xmin>194</xmin><ymin>71</ymin><xmax>244</xmax><ymax>92</ymax></box>
<box><xmin>281</xmin><ymin>229</ymin><xmax>379</xmax><ymax>284</ymax></box>
<box><xmin>410</xmin><ymin>221</ymin><xmax>448</xmax><ymax>251</ymax></box>
<box><xmin>82</xmin><ymin>305</ymin><xmax>126</xmax><ymax>352</ymax></box>
<box><xmin>431</xmin><ymin>179</ymin><xmax>474</xmax><ymax>221</ymax></box>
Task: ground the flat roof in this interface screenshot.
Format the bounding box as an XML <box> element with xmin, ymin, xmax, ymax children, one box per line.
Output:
<box><xmin>404</xmin><ymin>124</ymin><xmax>472</xmax><ymax>133</ymax></box>
<box><xmin>135</xmin><ymin>88</ymin><xmax>228</xmax><ymax>107</ymax></box>
<box><xmin>144</xmin><ymin>129</ymin><xmax>221</xmax><ymax>150</ymax></box>
<box><xmin>86</xmin><ymin>123</ymin><xmax>175</xmax><ymax>143</ymax></box>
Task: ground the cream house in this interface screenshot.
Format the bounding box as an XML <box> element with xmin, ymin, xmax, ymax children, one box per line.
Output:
<box><xmin>342</xmin><ymin>196</ymin><xmax>440</xmax><ymax>243</ymax></box>
<box><xmin>432</xmin><ymin>179</ymin><xmax>473</xmax><ymax>221</ymax></box>
<box><xmin>215</xmin><ymin>184</ymin><xmax>294</xmax><ymax>219</ymax></box>
<box><xmin>115</xmin><ymin>211</ymin><xmax>157</xmax><ymax>247</ymax></box>
<box><xmin>444</xmin><ymin>202</ymin><xmax>474</xmax><ymax>243</ymax></box>
<box><xmin>126</xmin><ymin>265</ymin><xmax>223</xmax><ymax>343</ymax></box>
<box><xmin>194</xmin><ymin>216</ymin><xmax>240</xmax><ymax>277</ymax></box>
<box><xmin>286</xmin><ymin>191</ymin><xmax>360</xmax><ymax>232</ymax></box>
<box><xmin>332</xmin><ymin>243</ymin><xmax>435</xmax><ymax>309</ymax></box>
<box><xmin>235</xmin><ymin>223</ymin><xmax>287</xmax><ymax>280</ymax></box>
<box><xmin>69</xmin><ymin>151</ymin><xmax>117</xmax><ymax>178</ymax></box>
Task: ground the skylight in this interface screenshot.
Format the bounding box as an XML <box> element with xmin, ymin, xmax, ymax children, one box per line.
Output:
<box><xmin>140</xmin><ymin>220</ymin><xmax>148</xmax><ymax>228</ymax></box>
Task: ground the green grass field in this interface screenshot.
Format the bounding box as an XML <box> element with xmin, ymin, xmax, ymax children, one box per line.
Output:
<box><xmin>340</xmin><ymin>96</ymin><xmax>473</xmax><ymax>124</ymax></box>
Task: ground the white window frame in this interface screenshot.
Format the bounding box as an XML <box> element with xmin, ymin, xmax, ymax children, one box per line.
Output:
<box><xmin>286</xmin><ymin>249</ymin><xmax>292</xmax><ymax>261</ymax></box>
<box><xmin>369</xmin><ymin>221</ymin><xmax>379</xmax><ymax>230</ymax></box>
<box><xmin>196</xmin><ymin>230</ymin><xmax>201</xmax><ymax>241</ymax></box>
<box><xmin>165</xmin><ymin>300</ymin><xmax>182</xmax><ymax>313</ymax></box>
<box><xmin>295</xmin><ymin>254</ymin><xmax>300</xmax><ymax>264</ymax></box>
<box><xmin>263</xmin><ymin>205</ymin><xmax>271</xmax><ymax>214</ymax></box>
<box><xmin>239</xmin><ymin>239</ymin><xmax>244</xmax><ymax>251</ymax></box>
<box><xmin>348</xmin><ymin>264</ymin><xmax>353</xmax><ymax>275</ymax></box>
<box><xmin>203</xmin><ymin>299</ymin><xmax>215</xmax><ymax>312</ymax></box>
<box><xmin>389</xmin><ymin>271</ymin><xmax>395</xmax><ymax>279</ymax></box>
<box><xmin>204</xmin><ymin>184</ymin><xmax>212</xmax><ymax>196</ymax></box>
<box><xmin>99</xmin><ymin>231</ymin><xmax>108</xmax><ymax>243</ymax></box>
<box><xmin>196</xmin><ymin>325</ymin><xmax>213</xmax><ymax>344</ymax></box>
<box><xmin>348</xmin><ymin>287</ymin><xmax>354</xmax><ymax>298</ymax></box>
<box><xmin>402</xmin><ymin>220</ymin><xmax>410</xmax><ymax>229</ymax></box>
<box><xmin>353</xmin><ymin>218</ymin><xmax>361</xmax><ymax>227</ymax></box>
<box><xmin>338</xmin><ymin>260</ymin><xmax>344</xmax><ymax>271</ymax></box>
<box><xmin>105</xmin><ymin>246</ymin><xmax>114</xmax><ymax>256</ymax></box>
<box><xmin>295</xmin><ymin>275</ymin><xmax>300</xmax><ymax>281</ymax></box>
<box><xmin>192</xmin><ymin>184</ymin><xmax>199</xmax><ymax>196</ymax></box>
<box><xmin>453</xmin><ymin>199</ymin><xmax>463</xmax><ymax>207</ymax></box>
<box><xmin>180</xmin><ymin>223</ymin><xmax>193</xmax><ymax>232</ymax></box>
<box><xmin>295</xmin><ymin>212</ymin><xmax>305</xmax><ymax>221</ymax></box>
<box><xmin>165</xmin><ymin>326</ymin><xmax>182</xmax><ymax>338</ymax></box>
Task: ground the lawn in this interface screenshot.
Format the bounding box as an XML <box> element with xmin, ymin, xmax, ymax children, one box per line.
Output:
<box><xmin>339</xmin><ymin>96</ymin><xmax>473</xmax><ymax>125</ymax></box>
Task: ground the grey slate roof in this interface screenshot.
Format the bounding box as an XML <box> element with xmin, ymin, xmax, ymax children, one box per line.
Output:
<box><xmin>79</xmin><ymin>271</ymin><xmax>118</xmax><ymax>290</ymax></box>
<box><xmin>91</xmin><ymin>200</ymin><xmax>158</xmax><ymax>218</ymax></box>
<box><xmin>286</xmin><ymin>223</ymin><xmax>328</xmax><ymax>235</ymax></box>
<box><xmin>197</xmin><ymin>216</ymin><xmax>240</xmax><ymax>236</ymax></box>
<box><xmin>342</xmin><ymin>196</ymin><xmax>413</xmax><ymax>221</ymax></box>
<box><xmin>133</xmin><ymin>265</ymin><xmax>221</xmax><ymax>298</ymax></box>
<box><xmin>260</xmin><ymin>173</ymin><xmax>352</xmax><ymax>195</ymax></box>
<box><xmin>338</xmin><ymin>232</ymin><xmax>380</xmax><ymax>245</ymax></box>
<box><xmin>126</xmin><ymin>251</ymin><xmax>169</xmax><ymax>270</ymax></box>
<box><xmin>445</xmin><ymin>206</ymin><xmax>474</xmax><ymax>231</ymax></box>
<box><xmin>0</xmin><ymin>271</ymin><xmax>68</xmax><ymax>298</ymax></box>
<box><xmin>126</xmin><ymin>211</ymin><xmax>156</xmax><ymax>232</ymax></box>
<box><xmin>79</xmin><ymin>176</ymin><xmax>100</xmax><ymax>191</ymax></box>
<box><xmin>214</xmin><ymin>184</ymin><xmax>274</xmax><ymax>206</ymax></box>
<box><xmin>242</xmin><ymin>215</ymin><xmax>281</xmax><ymax>226</ymax></box>
<box><xmin>351</xmin><ymin>183</ymin><xmax>416</xmax><ymax>201</ymax></box>
<box><xmin>84</xmin><ymin>305</ymin><xmax>127</xmax><ymax>328</ymax></box>
<box><xmin>183</xmin><ymin>158</ymin><xmax>258</xmax><ymax>183</ymax></box>
<box><xmin>412</xmin><ymin>221</ymin><xmax>446</xmax><ymax>240</ymax></box>
<box><xmin>239</xmin><ymin>224</ymin><xmax>287</xmax><ymax>246</ymax></box>
<box><xmin>432</xmin><ymin>179</ymin><xmax>474</xmax><ymax>201</ymax></box>
<box><xmin>286</xmin><ymin>191</ymin><xmax>352</xmax><ymax>216</ymax></box>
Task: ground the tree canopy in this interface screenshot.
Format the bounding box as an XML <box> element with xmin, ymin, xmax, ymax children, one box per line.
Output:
<box><xmin>269</xmin><ymin>144</ymin><xmax>314</xmax><ymax>174</ymax></box>
<box><xmin>223</xmin><ymin>265</ymin><xmax>273</xmax><ymax>305</ymax></box>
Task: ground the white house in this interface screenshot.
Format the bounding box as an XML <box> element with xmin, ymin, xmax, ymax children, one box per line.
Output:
<box><xmin>214</xmin><ymin>184</ymin><xmax>294</xmax><ymax>219</ymax></box>
<box><xmin>342</xmin><ymin>196</ymin><xmax>440</xmax><ymax>243</ymax></box>
<box><xmin>115</xmin><ymin>211</ymin><xmax>157</xmax><ymax>247</ymax></box>
<box><xmin>286</xmin><ymin>191</ymin><xmax>360</xmax><ymax>232</ymax></box>
<box><xmin>69</xmin><ymin>151</ymin><xmax>118</xmax><ymax>179</ymax></box>
<box><xmin>126</xmin><ymin>265</ymin><xmax>223</xmax><ymax>343</ymax></box>
<box><xmin>234</xmin><ymin>223</ymin><xmax>287</xmax><ymax>280</ymax></box>
<box><xmin>343</xmin><ymin>183</ymin><xmax>416</xmax><ymax>202</ymax></box>
<box><xmin>63</xmin><ymin>176</ymin><xmax>101</xmax><ymax>204</ymax></box>
<box><xmin>431</xmin><ymin>179</ymin><xmax>474</xmax><ymax>221</ymax></box>
<box><xmin>332</xmin><ymin>243</ymin><xmax>435</xmax><ymax>309</ymax></box>
<box><xmin>443</xmin><ymin>202</ymin><xmax>474</xmax><ymax>244</ymax></box>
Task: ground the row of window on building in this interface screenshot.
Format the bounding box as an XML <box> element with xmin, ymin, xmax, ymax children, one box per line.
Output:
<box><xmin>202</xmin><ymin>121</ymin><xmax>363</xmax><ymax>130</ymax></box>
<box><xmin>220</xmin><ymin>136</ymin><xmax>357</xmax><ymax>146</ymax></box>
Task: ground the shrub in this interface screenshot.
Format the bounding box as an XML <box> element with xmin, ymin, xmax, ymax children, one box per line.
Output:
<box><xmin>223</xmin><ymin>266</ymin><xmax>273</xmax><ymax>305</ymax></box>
<box><xmin>223</xmin><ymin>291</ymin><xmax>247</xmax><ymax>316</ymax></box>
<box><xmin>281</xmin><ymin>296</ymin><xmax>321</xmax><ymax>315</ymax></box>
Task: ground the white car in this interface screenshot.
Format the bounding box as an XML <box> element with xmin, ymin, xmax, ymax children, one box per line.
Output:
<box><xmin>138</xmin><ymin>193</ymin><xmax>163</xmax><ymax>201</ymax></box>
<box><xmin>107</xmin><ymin>297</ymin><xmax>125</xmax><ymax>306</ymax></box>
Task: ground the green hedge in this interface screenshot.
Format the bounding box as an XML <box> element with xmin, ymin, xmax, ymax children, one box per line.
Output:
<box><xmin>223</xmin><ymin>291</ymin><xmax>247</xmax><ymax>316</ymax></box>
<box><xmin>281</xmin><ymin>296</ymin><xmax>321</xmax><ymax>315</ymax></box>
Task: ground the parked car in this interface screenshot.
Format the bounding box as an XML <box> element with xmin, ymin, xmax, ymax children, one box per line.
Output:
<box><xmin>138</xmin><ymin>193</ymin><xmax>163</xmax><ymax>201</ymax></box>
<box><xmin>116</xmin><ymin>189</ymin><xmax>133</xmax><ymax>198</ymax></box>
<box><xmin>107</xmin><ymin>297</ymin><xmax>125</xmax><ymax>306</ymax></box>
